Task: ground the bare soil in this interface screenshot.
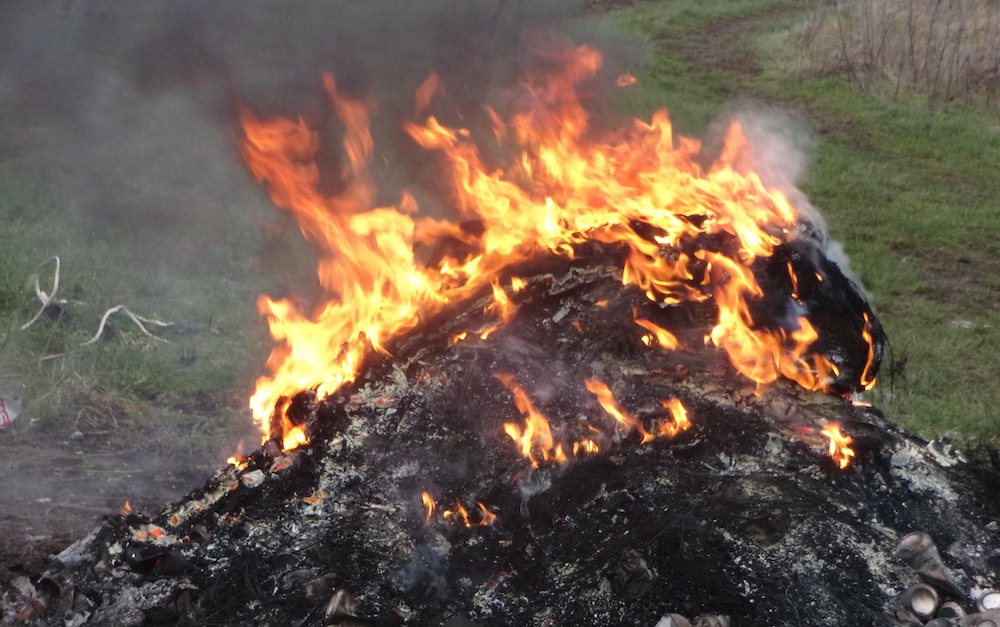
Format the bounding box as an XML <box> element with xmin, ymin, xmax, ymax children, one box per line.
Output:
<box><xmin>0</xmin><ymin>430</ymin><xmax>225</xmax><ymax>583</ymax></box>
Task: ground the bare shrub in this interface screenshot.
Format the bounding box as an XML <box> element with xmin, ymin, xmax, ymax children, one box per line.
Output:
<box><xmin>799</xmin><ymin>0</ymin><xmax>1000</xmax><ymax>110</ymax></box>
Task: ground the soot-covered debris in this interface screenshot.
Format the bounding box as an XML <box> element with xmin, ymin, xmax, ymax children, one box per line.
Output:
<box><xmin>5</xmin><ymin>242</ymin><xmax>999</xmax><ymax>627</ymax></box>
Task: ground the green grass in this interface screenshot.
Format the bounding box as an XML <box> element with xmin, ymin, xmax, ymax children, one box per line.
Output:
<box><xmin>0</xmin><ymin>167</ymin><xmax>268</xmax><ymax>449</ymax></box>
<box><xmin>595</xmin><ymin>0</ymin><xmax>1000</xmax><ymax>444</ymax></box>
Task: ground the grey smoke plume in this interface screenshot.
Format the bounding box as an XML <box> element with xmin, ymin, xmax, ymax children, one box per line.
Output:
<box><xmin>711</xmin><ymin>105</ymin><xmax>827</xmax><ymax>238</ymax></box>
<box><xmin>0</xmin><ymin>0</ymin><xmax>599</xmax><ymax>276</ymax></box>
<box><xmin>711</xmin><ymin>104</ymin><xmax>867</xmax><ymax>294</ymax></box>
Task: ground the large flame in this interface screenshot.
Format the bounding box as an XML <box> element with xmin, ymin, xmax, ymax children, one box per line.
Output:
<box><xmin>241</xmin><ymin>46</ymin><xmax>861</xmax><ymax>450</ymax></box>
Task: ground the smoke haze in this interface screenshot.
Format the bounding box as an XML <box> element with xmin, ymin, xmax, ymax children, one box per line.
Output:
<box><xmin>0</xmin><ymin>0</ymin><xmax>650</xmax><ymax>542</ymax></box>
<box><xmin>0</xmin><ymin>0</ymin><xmax>584</xmax><ymax>271</ymax></box>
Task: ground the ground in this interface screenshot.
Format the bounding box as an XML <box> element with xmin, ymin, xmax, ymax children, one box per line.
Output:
<box><xmin>0</xmin><ymin>432</ymin><xmax>224</xmax><ymax>581</ymax></box>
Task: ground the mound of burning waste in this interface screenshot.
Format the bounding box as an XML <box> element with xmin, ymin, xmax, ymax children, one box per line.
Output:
<box><xmin>6</xmin><ymin>243</ymin><xmax>1000</xmax><ymax>626</ymax></box>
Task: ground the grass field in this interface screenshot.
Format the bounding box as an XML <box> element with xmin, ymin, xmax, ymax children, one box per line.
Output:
<box><xmin>0</xmin><ymin>170</ymin><xmax>268</xmax><ymax>449</ymax></box>
<box><xmin>1</xmin><ymin>0</ymin><xmax>997</xmax><ymax>460</ymax></box>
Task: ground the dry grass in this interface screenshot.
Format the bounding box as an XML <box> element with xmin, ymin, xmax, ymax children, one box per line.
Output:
<box><xmin>799</xmin><ymin>0</ymin><xmax>1000</xmax><ymax>109</ymax></box>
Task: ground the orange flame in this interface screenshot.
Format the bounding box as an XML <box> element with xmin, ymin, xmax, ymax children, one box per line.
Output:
<box><xmin>702</xmin><ymin>251</ymin><xmax>839</xmax><ymax>394</ymax></box>
<box><xmin>477</xmin><ymin>502</ymin><xmax>497</xmax><ymax>526</ymax></box>
<box><xmin>443</xmin><ymin>502</ymin><xmax>470</xmax><ymax>526</ymax></box>
<box><xmin>584</xmin><ymin>378</ymin><xmax>651</xmax><ymax>442</ymax></box>
<box><xmin>497</xmin><ymin>373</ymin><xmax>556</xmax><ymax>468</ymax></box>
<box><xmin>421</xmin><ymin>491</ymin><xmax>435</xmax><ymax>522</ymax></box>
<box><xmin>820</xmin><ymin>422</ymin><xmax>855</xmax><ymax>469</ymax></box>
<box><xmin>652</xmin><ymin>398</ymin><xmax>691</xmax><ymax>438</ymax></box>
<box><xmin>414</xmin><ymin>72</ymin><xmax>441</xmax><ymax>115</ymax></box>
<box><xmin>616</xmin><ymin>73</ymin><xmax>637</xmax><ymax>87</ymax></box>
<box><xmin>573</xmin><ymin>438</ymin><xmax>600</xmax><ymax>456</ymax></box>
<box><xmin>859</xmin><ymin>313</ymin><xmax>878</xmax><ymax>391</ymax></box>
<box><xmin>479</xmin><ymin>280</ymin><xmax>517</xmax><ymax>339</ymax></box>
<box><xmin>227</xmin><ymin>440</ymin><xmax>249</xmax><ymax>472</ymax></box>
<box><xmin>240</xmin><ymin>45</ymin><xmax>858</xmax><ymax>449</ymax></box>
<box><xmin>632</xmin><ymin>307</ymin><xmax>678</xmax><ymax>350</ymax></box>
<box><xmin>441</xmin><ymin>501</ymin><xmax>497</xmax><ymax>527</ymax></box>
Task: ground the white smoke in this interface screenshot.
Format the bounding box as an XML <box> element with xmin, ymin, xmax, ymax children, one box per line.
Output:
<box><xmin>711</xmin><ymin>103</ymin><xmax>868</xmax><ymax>295</ymax></box>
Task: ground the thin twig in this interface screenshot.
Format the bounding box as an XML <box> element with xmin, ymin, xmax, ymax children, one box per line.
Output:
<box><xmin>21</xmin><ymin>256</ymin><xmax>61</xmax><ymax>330</ymax></box>
<box><xmin>82</xmin><ymin>305</ymin><xmax>173</xmax><ymax>345</ymax></box>
<box><xmin>39</xmin><ymin>350</ymin><xmax>84</xmax><ymax>363</ymax></box>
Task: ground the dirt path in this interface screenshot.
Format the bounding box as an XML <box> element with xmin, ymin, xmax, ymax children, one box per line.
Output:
<box><xmin>668</xmin><ymin>3</ymin><xmax>815</xmax><ymax>98</ymax></box>
<box><xmin>0</xmin><ymin>430</ymin><xmax>227</xmax><ymax>581</ymax></box>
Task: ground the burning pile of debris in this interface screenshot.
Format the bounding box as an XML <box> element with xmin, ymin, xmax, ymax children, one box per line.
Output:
<box><xmin>8</xmin><ymin>250</ymin><xmax>1000</xmax><ymax>626</ymax></box>
<box><xmin>4</xmin><ymin>45</ymin><xmax>999</xmax><ymax>626</ymax></box>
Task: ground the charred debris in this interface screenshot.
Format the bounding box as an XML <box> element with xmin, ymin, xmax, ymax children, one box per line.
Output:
<box><xmin>4</xmin><ymin>236</ymin><xmax>1000</xmax><ymax>627</ymax></box>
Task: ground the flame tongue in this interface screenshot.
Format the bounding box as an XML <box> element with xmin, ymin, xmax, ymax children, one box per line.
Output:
<box><xmin>497</xmin><ymin>373</ymin><xmax>558</xmax><ymax>468</ymax></box>
<box><xmin>821</xmin><ymin>422</ymin><xmax>855</xmax><ymax>469</ymax></box>
<box><xmin>242</xmin><ymin>45</ymin><xmax>871</xmax><ymax>449</ymax></box>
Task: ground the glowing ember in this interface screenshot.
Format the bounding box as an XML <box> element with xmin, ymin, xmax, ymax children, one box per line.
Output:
<box><xmin>302</xmin><ymin>490</ymin><xmax>323</xmax><ymax>505</ymax></box>
<box><xmin>240</xmin><ymin>45</ymin><xmax>872</xmax><ymax>449</ymax></box>
<box><xmin>820</xmin><ymin>422</ymin><xmax>855</xmax><ymax>469</ymax></box>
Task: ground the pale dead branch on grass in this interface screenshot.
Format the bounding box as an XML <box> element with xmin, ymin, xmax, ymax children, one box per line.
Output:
<box><xmin>21</xmin><ymin>256</ymin><xmax>64</xmax><ymax>330</ymax></box>
<box><xmin>82</xmin><ymin>306</ymin><xmax>172</xmax><ymax>346</ymax></box>
<box><xmin>19</xmin><ymin>256</ymin><xmax>173</xmax><ymax>344</ymax></box>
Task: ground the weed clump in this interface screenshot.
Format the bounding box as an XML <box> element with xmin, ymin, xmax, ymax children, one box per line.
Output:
<box><xmin>798</xmin><ymin>0</ymin><xmax>1000</xmax><ymax>110</ymax></box>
